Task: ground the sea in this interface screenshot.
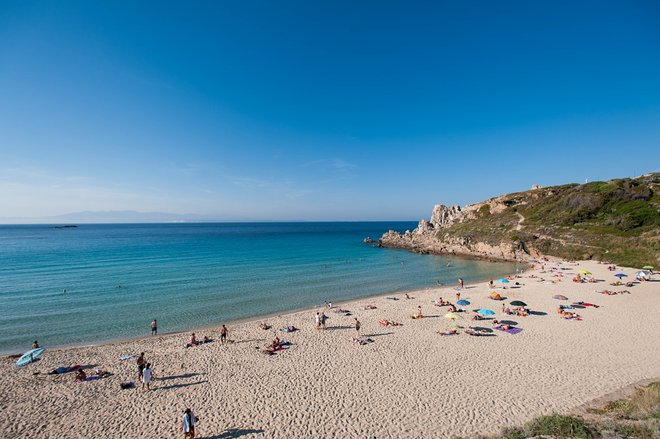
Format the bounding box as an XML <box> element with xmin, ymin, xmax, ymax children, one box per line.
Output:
<box><xmin>0</xmin><ymin>222</ymin><xmax>517</xmax><ymax>354</ymax></box>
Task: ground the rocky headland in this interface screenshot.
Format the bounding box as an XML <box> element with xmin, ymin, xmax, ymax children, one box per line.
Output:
<box><xmin>378</xmin><ymin>173</ymin><xmax>660</xmax><ymax>267</ymax></box>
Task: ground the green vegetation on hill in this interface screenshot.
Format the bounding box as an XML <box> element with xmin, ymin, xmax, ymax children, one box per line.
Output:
<box><xmin>440</xmin><ymin>173</ymin><xmax>660</xmax><ymax>267</ymax></box>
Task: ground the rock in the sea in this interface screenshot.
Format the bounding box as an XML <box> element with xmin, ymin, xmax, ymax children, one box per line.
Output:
<box><xmin>363</xmin><ymin>237</ymin><xmax>375</xmax><ymax>243</ymax></box>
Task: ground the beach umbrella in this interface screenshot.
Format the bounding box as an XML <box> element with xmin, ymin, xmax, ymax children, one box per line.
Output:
<box><xmin>579</xmin><ymin>270</ymin><xmax>592</xmax><ymax>275</ymax></box>
<box><xmin>510</xmin><ymin>300</ymin><xmax>527</xmax><ymax>307</ymax></box>
<box><xmin>635</xmin><ymin>271</ymin><xmax>650</xmax><ymax>279</ymax></box>
<box><xmin>444</xmin><ymin>312</ymin><xmax>462</xmax><ymax>320</ymax></box>
<box><xmin>444</xmin><ymin>312</ymin><xmax>463</xmax><ymax>326</ymax></box>
<box><xmin>476</xmin><ymin>309</ymin><xmax>495</xmax><ymax>316</ymax></box>
<box><xmin>553</xmin><ymin>295</ymin><xmax>568</xmax><ymax>300</ymax></box>
<box><xmin>496</xmin><ymin>278</ymin><xmax>510</xmax><ymax>283</ymax></box>
<box><xmin>456</xmin><ymin>299</ymin><xmax>470</xmax><ymax>306</ymax></box>
<box><xmin>643</xmin><ymin>265</ymin><xmax>654</xmax><ymax>270</ymax></box>
<box><xmin>614</xmin><ymin>273</ymin><xmax>628</xmax><ymax>278</ymax></box>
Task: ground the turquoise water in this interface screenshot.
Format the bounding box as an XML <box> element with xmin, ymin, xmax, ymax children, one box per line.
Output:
<box><xmin>0</xmin><ymin>222</ymin><xmax>516</xmax><ymax>353</ymax></box>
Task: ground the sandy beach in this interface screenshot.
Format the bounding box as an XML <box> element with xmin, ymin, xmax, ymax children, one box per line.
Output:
<box><xmin>2</xmin><ymin>259</ymin><xmax>659</xmax><ymax>438</ymax></box>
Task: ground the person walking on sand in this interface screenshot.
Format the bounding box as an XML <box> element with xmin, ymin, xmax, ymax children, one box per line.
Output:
<box><xmin>315</xmin><ymin>312</ymin><xmax>321</xmax><ymax>329</ymax></box>
<box><xmin>354</xmin><ymin>318</ymin><xmax>361</xmax><ymax>336</ymax></box>
<box><xmin>220</xmin><ymin>325</ymin><xmax>228</xmax><ymax>344</ymax></box>
<box><xmin>150</xmin><ymin>319</ymin><xmax>157</xmax><ymax>335</ymax></box>
<box><xmin>137</xmin><ymin>352</ymin><xmax>146</xmax><ymax>380</ymax></box>
<box><xmin>142</xmin><ymin>363</ymin><xmax>153</xmax><ymax>390</ymax></box>
<box><xmin>182</xmin><ymin>408</ymin><xmax>196</xmax><ymax>438</ymax></box>
<box><xmin>321</xmin><ymin>312</ymin><xmax>327</xmax><ymax>329</ymax></box>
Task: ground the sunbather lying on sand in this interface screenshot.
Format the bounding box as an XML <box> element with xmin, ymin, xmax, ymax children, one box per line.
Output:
<box><xmin>259</xmin><ymin>322</ymin><xmax>272</xmax><ymax>330</ymax></box>
<box><xmin>465</xmin><ymin>327</ymin><xmax>491</xmax><ymax>336</ymax></box>
<box><xmin>437</xmin><ymin>329</ymin><xmax>458</xmax><ymax>336</ymax></box>
<box><xmin>364</xmin><ymin>304</ymin><xmax>377</xmax><ymax>310</ymax></box>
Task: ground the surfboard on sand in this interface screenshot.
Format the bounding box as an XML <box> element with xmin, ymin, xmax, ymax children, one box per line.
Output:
<box><xmin>16</xmin><ymin>348</ymin><xmax>45</xmax><ymax>367</ymax></box>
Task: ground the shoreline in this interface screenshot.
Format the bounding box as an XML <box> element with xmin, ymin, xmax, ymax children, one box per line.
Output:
<box><xmin>2</xmin><ymin>262</ymin><xmax>522</xmax><ymax>357</ymax></box>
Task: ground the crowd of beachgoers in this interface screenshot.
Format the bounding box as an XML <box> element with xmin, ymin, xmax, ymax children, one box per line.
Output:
<box><xmin>2</xmin><ymin>258</ymin><xmax>658</xmax><ymax>438</ymax></box>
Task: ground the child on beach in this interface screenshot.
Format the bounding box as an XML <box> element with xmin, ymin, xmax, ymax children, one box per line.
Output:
<box><xmin>142</xmin><ymin>363</ymin><xmax>153</xmax><ymax>390</ymax></box>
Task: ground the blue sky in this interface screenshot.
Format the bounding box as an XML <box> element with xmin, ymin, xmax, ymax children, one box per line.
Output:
<box><xmin>1</xmin><ymin>1</ymin><xmax>659</xmax><ymax>221</ymax></box>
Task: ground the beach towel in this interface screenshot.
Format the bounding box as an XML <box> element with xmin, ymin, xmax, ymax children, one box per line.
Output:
<box><xmin>494</xmin><ymin>326</ymin><xmax>523</xmax><ymax>335</ymax></box>
<box><xmin>48</xmin><ymin>364</ymin><xmax>81</xmax><ymax>375</ymax></box>
<box><xmin>280</xmin><ymin>326</ymin><xmax>298</xmax><ymax>333</ymax></box>
<box><xmin>573</xmin><ymin>302</ymin><xmax>599</xmax><ymax>308</ymax></box>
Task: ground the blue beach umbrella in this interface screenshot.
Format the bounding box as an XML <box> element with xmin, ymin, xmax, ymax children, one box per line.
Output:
<box><xmin>614</xmin><ymin>273</ymin><xmax>628</xmax><ymax>278</ymax></box>
<box><xmin>457</xmin><ymin>299</ymin><xmax>470</xmax><ymax>306</ymax></box>
<box><xmin>476</xmin><ymin>309</ymin><xmax>495</xmax><ymax>316</ymax></box>
<box><xmin>496</xmin><ymin>278</ymin><xmax>510</xmax><ymax>283</ymax></box>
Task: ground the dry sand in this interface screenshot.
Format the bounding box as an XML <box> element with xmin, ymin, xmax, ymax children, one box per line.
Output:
<box><xmin>1</xmin><ymin>260</ymin><xmax>659</xmax><ymax>438</ymax></box>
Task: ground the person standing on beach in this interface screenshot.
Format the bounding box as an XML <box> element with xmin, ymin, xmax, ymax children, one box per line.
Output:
<box><xmin>142</xmin><ymin>363</ymin><xmax>153</xmax><ymax>390</ymax></box>
<box><xmin>458</xmin><ymin>277</ymin><xmax>464</xmax><ymax>289</ymax></box>
<box><xmin>182</xmin><ymin>408</ymin><xmax>196</xmax><ymax>438</ymax></box>
<box><xmin>150</xmin><ymin>319</ymin><xmax>157</xmax><ymax>335</ymax></box>
<box><xmin>137</xmin><ymin>352</ymin><xmax>146</xmax><ymax>380</ymax></box>
<box><xmin>354</xmin><ymin>318</ymin><xmax>361</xmax><ymax>336</ymax></box>
<box><xmin>315</xmin><ymin>312</ymin><xmax>321</xmax><ymax>329</ymax></box>
<box><xmin>220</xmin><ymin>325</ymin><xmax>228</xmax><ymax>344</ymax></box>
<box><xmin>321</xmin><ymin>312</ymin><xmax>327</xmax><ymax>329</ymax></box>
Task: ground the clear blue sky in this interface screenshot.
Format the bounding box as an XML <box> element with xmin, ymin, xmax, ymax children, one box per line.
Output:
<box><xmin>1</xmin><ymin>1</ymin><xmax>659</xmax><ymax>221</ymax></box>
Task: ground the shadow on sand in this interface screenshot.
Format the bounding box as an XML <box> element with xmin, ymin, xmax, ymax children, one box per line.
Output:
<box><xmin>198</xmin><ymin>428</ymin><xmax>265</xmax><ymax>438</ymax></box>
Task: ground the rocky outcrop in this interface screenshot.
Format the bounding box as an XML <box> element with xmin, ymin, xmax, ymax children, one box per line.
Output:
<box><xmin>430</xmin><ymin>205</ymin><xmax>463</xmax><ymax>228</ymax></box>
<box><xmin>379</xmin><ymin>203</ymin><xmax>536</xmax><ymax>262</ymax></box>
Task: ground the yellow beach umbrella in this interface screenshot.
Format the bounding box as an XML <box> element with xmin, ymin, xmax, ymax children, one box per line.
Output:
<box><xmin>579</xmin><ymin>270</ymin><xmax>592</xmax><ymax>275</ymax></box>
<box><xmin>444</xmin><ymin>312</ymin><xmax>462</xmax><ymax>327</ymax></box>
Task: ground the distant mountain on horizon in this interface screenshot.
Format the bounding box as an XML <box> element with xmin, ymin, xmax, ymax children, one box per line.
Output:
<box><xmin>0</xmin><ymin>210</ymin><xmax>245</xmax><ymax>224</ymax></box>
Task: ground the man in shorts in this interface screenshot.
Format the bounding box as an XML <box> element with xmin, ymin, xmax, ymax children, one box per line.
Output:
<box><xmin>150</xmin><ymin>319</ymin><xmax>157</xmax><ymax>335</ymax></box>
<box><xmin>220</xmin><ymin>325</ymin><xmax>228</xmax><ymax>344</ymax></box>
<box><xmin>137</xmin><ymin>352</ymin><xmax>145</xmax><ymax>380</ymax></box>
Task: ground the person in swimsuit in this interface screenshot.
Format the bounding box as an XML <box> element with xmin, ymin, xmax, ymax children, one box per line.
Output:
<box><xmin>220</xmin><ymin>325</ymin><xmax>228</xmax><ymax>344</ymax></box>
<box><xmin>137</xmin><ymin>352</ymin><xmax>146</xmax><ymax>380</ymax></box>
<box><xmin>32</xmin><ymin>340</ymin><xmax>39</xmax><ymax>349</ymax></box>
<box><xmin>150</xmin><ymin>319</ymin><xmax>157</xmax><ymax>335</ymax></box>
<box><xmin>354</xmin><ymin>318</ymin><xmax>361</xmax><ymax>335</ymax></box>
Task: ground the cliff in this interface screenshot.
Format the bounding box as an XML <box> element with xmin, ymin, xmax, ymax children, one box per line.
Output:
<box><xmin>379</xmin><ymin>173</ymin><xmax>660</xmax><ymax>267</ymax></box>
